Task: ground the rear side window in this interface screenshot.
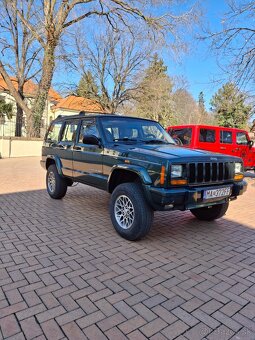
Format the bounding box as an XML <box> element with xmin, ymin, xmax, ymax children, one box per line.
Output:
<box><xmin>169</xmin><ymin>128</ymin><xmax>192</xmax><ymax>145</ymax></box>
<box><xmin>199</xmin><ymin>129</ymin><xmax>215</xmax><ymax>143</ymax></box>
<box><xmin>60</xmin><ymin>121</ymin><xmax>79</xmax><ymax>142</ymax></box>
<box><xmin>220</xmin><ymin>130</ymin><xmax>233</xmax><ymax>144</ymax></box>
<box><xmin>46</xmin><ymin>121</ymin><xmax>62</xmax><ymax>142</ymax></box>
<box><xmin>236</xmin><ymin>132</ymin><xmax>249</xmax><ymax>145</ymax></box>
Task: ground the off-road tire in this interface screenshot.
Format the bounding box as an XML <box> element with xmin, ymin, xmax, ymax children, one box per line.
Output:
<box><xmin>46</xmin><ymin>164</ymin><xmax>67</xmax><ymax>199</ymax></box>
<box><xmin>190</xmin><ymin>202</ymin><xmax>229</xmax><ymax>221</ymax></box>
<box><xmin>110</xmin><ymin>183</ymin><xmax>153</xmax><ymax>241</ymax></box>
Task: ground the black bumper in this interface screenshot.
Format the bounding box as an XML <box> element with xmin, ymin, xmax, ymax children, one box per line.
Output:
<box><xmin>145</xmin><ymin>180</ymin><xmax>247</xmax><ymax>211</ymax></box>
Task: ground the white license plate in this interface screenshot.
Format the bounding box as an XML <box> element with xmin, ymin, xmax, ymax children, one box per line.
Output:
<box><xmin>204</xmin><ymin>187</ymin><xmax>231</xmax><ymax>200</ymax></box>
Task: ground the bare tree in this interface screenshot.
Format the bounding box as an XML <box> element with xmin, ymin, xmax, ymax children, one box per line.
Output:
<box><xmin>73</xmin><ymin>28</ymin><xmax>153</xmax><ymax>113</ymax></box>
<box><xmin>0</xmin><ymin>0</ymin><xmax>41</xmax><ymax>136</ymax></box>
<box><xmin>0</xmin><ymin>0</ymin><xmax>199</xmax><ymax>136</ymax></box>
<box><xmin>206</xmin><ymin>1</ymin><xmax>255</xmax><ymax>89</ymax></box>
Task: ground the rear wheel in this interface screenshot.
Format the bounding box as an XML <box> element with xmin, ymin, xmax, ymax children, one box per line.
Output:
<box><xmin>46</xmin><ymin>164</ymin><xmax>67</xmax><ymax>199</ymax></box>
<box><xmin>110</xmin><ymin>183</ymin><xmax>153</xmax><ymax>241</ymax></box>
<box><xmin>190</xmin><ymin>202</ymin><xmax>229</xmax><ymax>221</ymax></box>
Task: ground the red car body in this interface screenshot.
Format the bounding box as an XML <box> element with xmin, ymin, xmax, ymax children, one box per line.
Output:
<box><xmin>166</xmin><ymin>124</ymin><xmax>255</xmax><ymax>170</ymax></box>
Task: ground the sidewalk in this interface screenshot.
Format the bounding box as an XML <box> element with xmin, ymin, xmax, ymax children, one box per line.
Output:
<box><xmin>0</xmin><ymin>157</ymin><xmax>255</xmax><ymax>339</ymax></box>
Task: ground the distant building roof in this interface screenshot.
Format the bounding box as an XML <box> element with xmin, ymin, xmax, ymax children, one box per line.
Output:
<box><xmin>0</xmin><ymin>76</ymin><xmax>61</xmax><ymax>101</ymax></box>
<box><xmin>52</xmin><ymin>95</ymin><xmax>105</xmax><ymax>113</ymax></box>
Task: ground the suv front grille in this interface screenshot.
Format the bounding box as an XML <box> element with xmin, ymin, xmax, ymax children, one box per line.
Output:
<box><xmin>188</xmin><ymin>162</ymin><xmax>234</xmax><ymax>184</ymax></box>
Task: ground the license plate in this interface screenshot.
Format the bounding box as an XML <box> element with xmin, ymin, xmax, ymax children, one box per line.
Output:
<box><xmin>204</xmin><ymin>187</ymin><xmax>231</xmax><ymax>200</ymax></box>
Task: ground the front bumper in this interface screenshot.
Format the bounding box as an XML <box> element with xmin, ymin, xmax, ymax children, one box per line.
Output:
<box><xmin>144</xmin><ymin>180</ymin><xmax>247</xmax><ymax>211</ymax></box>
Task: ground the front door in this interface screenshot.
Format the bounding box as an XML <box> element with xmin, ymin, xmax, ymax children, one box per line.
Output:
<box><xmin>218</xmin><ymin>129</ymin><xmax>234</xmax><ymax>157</ymax></box>
<box><xmin>72</xmin><ymin>118</ymin><xmax>105</xmax><ymax>189</ymax></box>
<box><xmin>234</xmin><ymin>131</ymin><xmax>251</xmax><ymax>167</ymax></box>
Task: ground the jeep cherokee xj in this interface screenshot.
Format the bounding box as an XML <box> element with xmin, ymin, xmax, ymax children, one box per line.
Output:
<box><xmin>41</xmin><ymin>114</ymin><xmax>247</xmax><ymax>240</ymax></box>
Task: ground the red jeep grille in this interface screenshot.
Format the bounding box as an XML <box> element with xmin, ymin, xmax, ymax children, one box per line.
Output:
<box><xmin>188</xmin><ymin>162</ymin><xmax>235</xmax><ymax>184</ymax></box>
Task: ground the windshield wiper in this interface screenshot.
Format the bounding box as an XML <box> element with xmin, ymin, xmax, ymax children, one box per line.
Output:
<box><xmin>142</xmin><ymin>139</ymin><xmax>169</xmax><ymax>144</ymax></box>
<box><xmin>113</xmin><ymin>138</ymin><xmax>138</xmax><ymax>142</ymax></box>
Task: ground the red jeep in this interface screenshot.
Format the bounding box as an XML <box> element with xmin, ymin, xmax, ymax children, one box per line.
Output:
<box><xmin>167</xmin><ymin>125</ymin><xmax>255</xmax><ymax>170</ymax></box>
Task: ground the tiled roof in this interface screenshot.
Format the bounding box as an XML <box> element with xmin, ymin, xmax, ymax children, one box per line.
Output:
<box><xmin>52</xmin><ymin>95</ymin><xmax>105</xmax><ymax>113</ymax></box>
<box><xmin>0</xmin><ymin>76</ymin><xmax>61</xmax><ymax>101</ymax></box>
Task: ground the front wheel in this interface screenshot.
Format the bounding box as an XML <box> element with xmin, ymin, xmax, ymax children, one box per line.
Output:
<box><xmin>110</xmin><ymin>183</ymin><xmax>154</xmax><ymax>241</ymax></box>
<box><xmin>190</xmin><ymin>202</ymin><xmax>229</xmax><ymax>221</ymax></box>
<box><xmin>46</xmin><ymin>164</ymin><xmax>67</xmax><ymax>199</ymax></box>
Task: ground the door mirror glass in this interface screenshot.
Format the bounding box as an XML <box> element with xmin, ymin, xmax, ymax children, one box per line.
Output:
<box><xmin>82</xmin><ymin>134</ymin><xmax>100</xmax><ymax>145</ymax></box>
<box><xmin>248</xmin><ymin>140</ymin><xmax>254</xmax><ymax>148</ymax></box>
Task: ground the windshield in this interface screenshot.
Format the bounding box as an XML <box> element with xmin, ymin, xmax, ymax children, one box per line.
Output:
<box><xmin>101</xmin><ymin>117</ymin><xmax>175</xmax><ymax>144</ymax></box>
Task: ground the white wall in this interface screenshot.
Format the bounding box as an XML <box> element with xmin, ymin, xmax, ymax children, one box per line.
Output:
<box><xmin>0</xmin><ymin>137</ymin><xmax>43</xmax><ymax>158</ymax></box>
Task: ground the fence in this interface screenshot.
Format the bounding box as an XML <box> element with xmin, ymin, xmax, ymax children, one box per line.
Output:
<box><xmin>0</xmin><ymin>121</ymin><xmax>45</xmax><ymax>158</ymax></box>
<box><xmin>0</xmin><ymin>120</ymin><xmax>47</xmax><ymax>138</ymax></box>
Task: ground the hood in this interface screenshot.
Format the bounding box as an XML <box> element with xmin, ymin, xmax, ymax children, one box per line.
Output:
<box><xmin>121</xmin><ymin>144</ymin><xmax>242</xmax><ymax>162</ymax></box>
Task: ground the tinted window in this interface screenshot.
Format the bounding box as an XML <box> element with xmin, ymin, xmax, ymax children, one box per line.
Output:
<box><xmin>220</xmin><ymin>130</ymin><xmax>233</xmax><ymax>144</ymax></box>
<box><xmin>101</xmin><ymin>117</ymin><xmax>174</xmax><ymax>144</ymax></box>
<box><xmin>169</xmin><ymin>128</ymin><xmax>192</xmax><ymax>145</ymax></box>
<box><xmin>236</xmin><ymin>132</ymin><xmax>249</xmax><ymax>145</ymax></box>
<box><xmin>199</xmin><ymin>129</ymin><xmax>215</xmax><ymax>143</ymax></box>
<box><xmin>61</xmin><ymin>121</ymin><xmax>78</xmax><ymax>142</ymax></box>
<box><xmin>46</xmin><ymin>121</ymin><xmax>62</xmax><ymax>142</ymax></box>
<box><xmin>79</xmin><ymin>120</ymin><xmax>99</xmax><ymax>143</ymax></box>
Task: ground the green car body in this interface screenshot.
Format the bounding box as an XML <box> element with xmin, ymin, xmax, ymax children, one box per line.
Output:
<box><xmin>41</xmin><ymin>113</ymin><xmax>247</xmax><ymax>240</ymax></box>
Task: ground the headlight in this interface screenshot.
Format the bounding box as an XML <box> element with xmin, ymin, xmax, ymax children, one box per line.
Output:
<box><xmin>171</xmin><ymin>164</ymin><xmax>183</xmax><ymax>178</ymax></box>
<box><xmin>235</xmin><ymin>162</ymin><xmax>242</xmax><ymax>173</ymax></box>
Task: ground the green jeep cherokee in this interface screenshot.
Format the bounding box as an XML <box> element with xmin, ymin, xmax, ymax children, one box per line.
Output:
<box><xmin>41</xmin><ymin>113</ymin><xmax>247</xmax><ymax>240</ymax></box>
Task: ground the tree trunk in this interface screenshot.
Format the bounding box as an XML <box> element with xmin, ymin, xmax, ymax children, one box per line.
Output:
<box><xmin>31</xmin><ymin>43</ymin><xmax>56</xmax><ymax>137</ymax></box>
<box><xmin>15</xmin><ymin>86</ymin><xmax>25</xmax><ymax>137</ymax></box>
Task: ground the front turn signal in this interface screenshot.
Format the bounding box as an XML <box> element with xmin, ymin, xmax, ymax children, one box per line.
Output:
<box><xmin>170</xmin><ymin>179</ymin><xmax>188</xmax><ymax>185</ymax></box>
<box><xmin>234</xmin><ymin>173</ymin><xmax>244</xmax><ymax>181</ymax></box>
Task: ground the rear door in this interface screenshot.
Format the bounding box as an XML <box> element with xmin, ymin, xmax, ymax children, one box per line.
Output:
<box><xmin>196</xmin><ymin>127</ymin><xmax>218</xmax><ymax>152</ymax></box>
<box><xmin>57</xmin><ymin>119</ymin><xmax>79</xmax><ymax>177</ymax></box>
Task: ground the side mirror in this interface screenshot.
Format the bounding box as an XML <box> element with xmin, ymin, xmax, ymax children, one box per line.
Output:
<box><xmin>82</xmin><ymin>134</ymin><xmax>101</xmax><ymax>146</ymax></box>
<box><xmin>248</xmin><ymin>140</ymin><xmax>254</xmax><ymax>148</ymax></box>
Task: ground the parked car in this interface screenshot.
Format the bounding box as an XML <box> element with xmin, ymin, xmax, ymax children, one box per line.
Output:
<box><xmin>41</xmin><ymin>114</ymin><xmax>247</xmax><ymax>240</ymax></box>
<box><xmin>167</xmin><ymin>125</ymin><xmax>255</xmax><ymax>171</ymax></box>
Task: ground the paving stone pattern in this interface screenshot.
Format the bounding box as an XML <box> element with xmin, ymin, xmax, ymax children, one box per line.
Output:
<box><xmin>0</xmin><ymin>157</ymin><xmax>255</xmax><ymax>339</ymax></box>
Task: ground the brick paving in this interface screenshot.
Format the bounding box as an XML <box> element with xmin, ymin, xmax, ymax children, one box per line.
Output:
<box><xmin>0</xmin><ymin>157</ymin><xmax>255</xmax><ymax>340</ymax></box>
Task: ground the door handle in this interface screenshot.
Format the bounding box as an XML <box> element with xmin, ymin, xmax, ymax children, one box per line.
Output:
<box><xmin>55</xmin><ymin>144</ymin><xmax>65</xmax><ymax>149</ymax></box>
<box><xmin>220</xmin><ymin>147</ymin><xmax>226</xmax><ymax>150</ymax></box>
<box><xmin>73</xmin><ymin>146</ymin><xmax>82</xmax><ymax>151</ymax></box>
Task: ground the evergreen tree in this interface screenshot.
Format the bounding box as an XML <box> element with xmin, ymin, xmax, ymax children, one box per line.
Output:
<box><xmin>77</xmin><ymin>71</ymin><xmax>99</xmax><ymax>100</ymax></box>
<box><xmin>0</xmin><ymin>97</ymin><xmax>13</xmax><ymax>124</ymax></box>
<box><xmin>210</xmin><ymin>82</ymin><xmax>253</xmax><ymax>129</ymax></box>
<box><xmin>135</xmin><ymin>54</ymin><xmax>174</xmax><ymax>126</ymax></box>
<box><xmin>198</xmin><ymin>92</ymin><xmax>207</xmax><ymax>117</ymax></box>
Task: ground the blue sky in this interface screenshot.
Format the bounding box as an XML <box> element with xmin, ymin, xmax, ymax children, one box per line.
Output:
<box><xmin>164</xmin><ymin>0</ymin><xmax>229</xmax><ymax>110</ymax></box>
<box><xmin>53</xmin><ymin>0</ymin><xmax>237</xmax><ymax>111</ymax></box>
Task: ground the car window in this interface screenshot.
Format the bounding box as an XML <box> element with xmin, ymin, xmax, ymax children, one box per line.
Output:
<box><xmin>60</xmin><ymin>121</ymin><xmax>79</xmax><ymax>142</ymax></box>
<box><xmin>101</xmin><ymin>117</ymin><xmax>174</xmax><ymax>144</ymax></box>
<box><xmin>46</xmin><ymin>121</ymin><xmax>63</xmax><ymax>142</ymax></box>
<box><xmin>236</xmin><ymin>132</ymin><xmax>249</xmax><ymax>145</ymax></box>
<box><xmin>220</xmin><ymin>130</ymin><xmax>233</xmax><ymax>144</ymax></box>
<box><xmin>79</xmin><ymin>120</ymin><xmax>99</xmax><ymax>143</ymax></box>
<box><xmin>199</xmin><ymin>128</ymin><xmax>216</xmax><ymax>143</ymax></box>
<box><xmin>169</xmin><ymin>128</ymin><xmax>192</xmax><ymax>145</ymax></box>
